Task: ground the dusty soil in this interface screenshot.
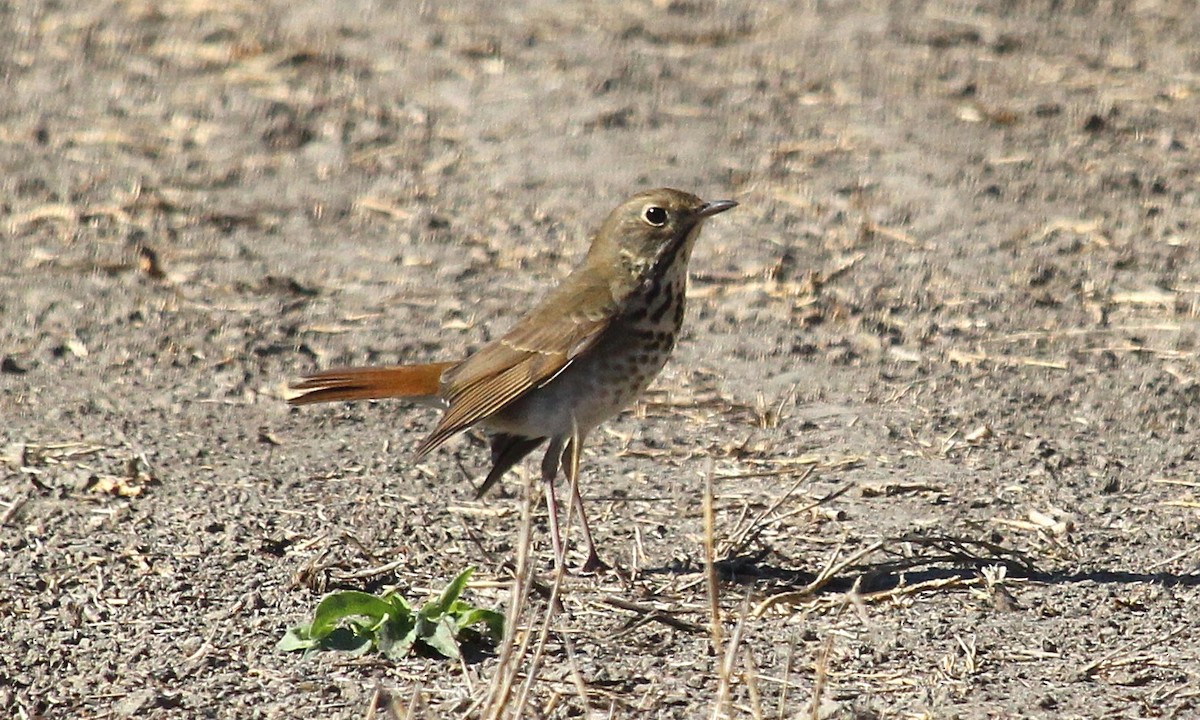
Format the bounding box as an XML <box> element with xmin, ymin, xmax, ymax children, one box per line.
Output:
<box><xmin>4</xmin><ymin>0</ymin><xmax>1200</xmax><ymax>717</ymax></box>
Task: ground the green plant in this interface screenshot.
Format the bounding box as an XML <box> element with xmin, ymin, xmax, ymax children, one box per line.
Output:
<box><xmin>278</xmin><ymin>567</ymin><xmax>503</xmax><ymax>660</ymax></box>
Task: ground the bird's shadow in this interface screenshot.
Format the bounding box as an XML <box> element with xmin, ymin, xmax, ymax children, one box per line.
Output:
<box><xmin>642</xmin><ymin>533</ymin><xmax>1200</xmax><ymax>595</ymax></box>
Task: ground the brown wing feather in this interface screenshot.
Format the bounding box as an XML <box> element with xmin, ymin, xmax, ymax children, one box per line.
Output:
<box><xmin>413</xmin><ymin>270</ymin><xmax>618</xmax><ymax>457</ymax></box>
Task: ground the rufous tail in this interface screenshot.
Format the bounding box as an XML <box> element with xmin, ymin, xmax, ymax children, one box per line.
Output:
<box><xmin>287</xmin><ymin>362</ymin><xmax>457</xmax><ymax>405</ymax></box>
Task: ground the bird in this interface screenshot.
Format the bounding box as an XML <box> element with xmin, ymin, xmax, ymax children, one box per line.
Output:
<box><xmin>288</xmin><ymin>188</ymin><xmax>737</xmax><ymax>571</ymax></box>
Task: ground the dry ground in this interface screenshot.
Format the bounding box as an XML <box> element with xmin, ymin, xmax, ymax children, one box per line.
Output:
<box><xmin>4</xmin><ymin>0</ymin><xmax>1200</xmax><ymax>717</ymax></box>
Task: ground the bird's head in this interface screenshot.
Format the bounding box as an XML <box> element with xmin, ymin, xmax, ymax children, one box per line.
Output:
<box><xmin>586</xmin><ymin>188</ymin><xmax>737</xmax><ymax>278</ymax></box>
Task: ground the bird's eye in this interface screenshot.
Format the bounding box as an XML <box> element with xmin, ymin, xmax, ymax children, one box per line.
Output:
<box><xmin>642</xmin><ymin>206</ymin><xmax>668</xmax><ymax>227</ymax></box>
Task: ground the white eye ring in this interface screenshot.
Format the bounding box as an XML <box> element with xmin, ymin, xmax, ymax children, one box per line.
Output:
<box><xmin>642</xmin><ymin>205</ymin><xmax>668</xmax><ymax>227</ymax></box>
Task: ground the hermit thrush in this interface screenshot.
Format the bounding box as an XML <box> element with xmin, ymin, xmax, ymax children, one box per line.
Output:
<box><xmin>289</xmin><ymin>188</ymin><xmax>737</xmax><ymax>570</ymax></box>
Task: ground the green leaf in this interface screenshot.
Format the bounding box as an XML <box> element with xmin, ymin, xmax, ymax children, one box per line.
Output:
<box><xmin>322</xmin><ymin>627</ymin><xmax>375</xmax><ymax>655</ymax></box>
<box><xmin>413</xmin><ymin>613</ymin><xmax>437</xmax><ymax>640</ymax></box>
<box><xmin>309</xmin><ymin>591</ymin><xmax>400</xmax><ymax>639</ymax></box>
<box><xmin>376</xmin><ymin>611</ymin><xmax>417</xmax><ymax>660</ymax></box>
<box><xmin>420</xmin><ymin>567</ymin><xmax>475</xmax><ymax>619</ymax></box>
<box><xmin>453</xmin><ymin>607</ymin><xmax>505</xmax><ymax>639</ymax></box>
<box><xmin>398</xmin><ymin>625</ymin><xmax>420</xmax><ymax>657</ymax></box>
<box><xmin>422</xmin><ymin>617</ymin><xmax>462</xmax><ymax>660</ymax></box>
<box><xmin>277</xmin><ymin>625</ymin><xmax>318</xmax><ymax>652</ymax></box>
<box><xmin>383</xmin><ymin>590</ymin><xmax>413</xmax><ymax>615</ymax></box>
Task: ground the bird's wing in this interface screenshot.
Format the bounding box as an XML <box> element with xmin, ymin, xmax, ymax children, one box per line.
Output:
<box><xmin>413</xmin><ymin>272</ymin><xmax>619</xmax><ymax>457</ymax></box>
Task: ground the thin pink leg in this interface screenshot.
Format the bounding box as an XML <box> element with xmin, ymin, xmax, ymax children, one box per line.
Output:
<box><xmin>565</xmin><ymin>435</ymin><xmax>605</xmax><ymax>572</ymax></box>
<box><xmin>540</xmin><ymin>437</ymin><xmax>567</xmax><ymax>571</ymax></box>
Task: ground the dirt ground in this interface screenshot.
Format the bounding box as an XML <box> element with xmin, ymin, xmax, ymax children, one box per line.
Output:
<box><xmin>5</xmin><ymin>0</ymin><xmax>1200</xmax><ymax>717</ymax></box>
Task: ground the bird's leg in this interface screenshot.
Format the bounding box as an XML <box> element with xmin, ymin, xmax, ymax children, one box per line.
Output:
<box><xmin>564</xmin><ymin>432</ymin><xmax>605</xmax><ymax>572</ymax></box>
<box><xmin>540</xmin><ymin>436</ymin><xmax>568</xmax><ymax>571</ymax></box>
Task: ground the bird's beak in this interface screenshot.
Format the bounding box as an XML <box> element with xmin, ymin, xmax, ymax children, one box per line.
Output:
<box><xmin>698</xmin><ymin>199</ymin><xmax>738</xmax><ymax>217</ymax></box>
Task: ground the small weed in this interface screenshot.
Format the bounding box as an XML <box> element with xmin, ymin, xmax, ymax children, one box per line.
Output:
<box><xmin>278</xmin><ymin>567</ymin><xmax>503</xmax><ymax>660</ymax></box>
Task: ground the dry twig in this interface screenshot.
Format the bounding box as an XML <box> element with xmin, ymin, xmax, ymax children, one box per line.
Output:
<box><xmin>808</xmin><ymin>635</ymin><xmax>833</xmax><ymax>720</ymax></box>
<box><xmin>703</xmin><ymin>464</ymin><xmax>724</xmax><ymax>657</ymax></box>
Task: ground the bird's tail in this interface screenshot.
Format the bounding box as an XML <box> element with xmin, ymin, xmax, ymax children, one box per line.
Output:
<box><xmin>287</xmin><ymin>362</ymin><xmax>456</xmax><ymax>405</ymax></box>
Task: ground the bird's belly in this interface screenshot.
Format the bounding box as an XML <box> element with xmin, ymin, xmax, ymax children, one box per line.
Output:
<box><xmin>483</xmin><ymin>325</ymin><xmax>676</xmax><ymax>439</ymax></box>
